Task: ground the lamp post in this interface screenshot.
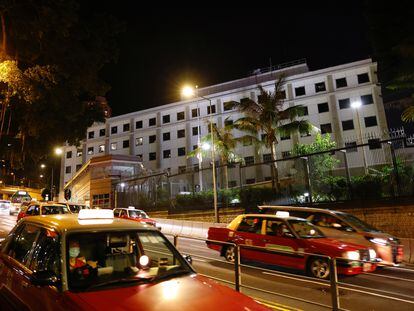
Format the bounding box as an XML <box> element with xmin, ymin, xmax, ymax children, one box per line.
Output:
<box><xmin>41</xmin><ymin>147</ymin><xmax>63</xmax><ymax>201</ymax></box>
<box><xmin>182</xmin><ymin>86</ymin><xmax>219</xmax><ymax>223</ymax></box>
<box><xmin>351</xmin><ymin>101</ymin><xmax>368</xmax><ymax>174</ymax></box>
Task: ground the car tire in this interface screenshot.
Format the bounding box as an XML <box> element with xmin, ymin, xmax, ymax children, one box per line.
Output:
<box><xmin>224</xmin><ymin>245</ymin><xmax>236</xmax><ymax>263</ymax></box>
<box><xmin>308</xmin><ymin>257</ymin><xmax>330</xmax><ymax>279</ymax></box>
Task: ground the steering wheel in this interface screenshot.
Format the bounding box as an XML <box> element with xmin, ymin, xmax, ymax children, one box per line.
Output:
<box><xmin>71</xmin><ymin>264</ymin><xmax>97</xmax><ymax>281</ymax></box>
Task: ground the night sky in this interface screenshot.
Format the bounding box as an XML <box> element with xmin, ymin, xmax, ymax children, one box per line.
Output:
<box><xmin>93</xmin><ymin>2</ymin><xmax>372</xmax><ymax>116</ymax></box>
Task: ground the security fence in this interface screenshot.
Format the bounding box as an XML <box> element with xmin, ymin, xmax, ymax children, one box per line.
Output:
<box><xmin>114</xmin><ymin>135</ymin><xmax>414</xmax><ymax>212</ymax></box>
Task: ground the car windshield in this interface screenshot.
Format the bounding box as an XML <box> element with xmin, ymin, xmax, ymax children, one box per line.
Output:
<box><xmin>336</xmin><ymin>212</ymin><xmax>380</xmax><ymax>233</ymax></box>
<box><xmin>66</xmin><ymin>230</ymin><xmax>192</xmax><ymax>291</ymax></box>
<box><xmin>129</xmin><ymin>210</ymin><xmax>148</xmax><ymax>219</ymax></box>
<box><xmin>42</xmin><ymin>205</ymin><xmax>70</xmax><ymax>215</ymax></box>
<box><xmin>288</xmin><ymin>219</ymin><xmax>325</xmax><ymax>238</ymax></box>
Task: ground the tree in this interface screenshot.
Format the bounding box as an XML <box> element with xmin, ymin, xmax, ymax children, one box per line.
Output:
<box><xmin>233</xmin><ymin>76</ymin><xmax>316</xmax><ymax>191</ymax></box>
<box><xmin>0</xmin><ymin>0</ymin><xmax>123</xmax><ymax>175</ymax></box>
<box><xmin>188</xmin><ymin>118</ymin><xmax>241</xmax><ymax>189</ymax></box>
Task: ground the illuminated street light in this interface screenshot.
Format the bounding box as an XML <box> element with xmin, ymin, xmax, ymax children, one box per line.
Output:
<box><xmin>351</xmin><ymin>100</ymin><xmax>368</xmax><ymax>173</ymax></box>
<box><xmin>40</xmin><ymin>174</ymin><xmax>44</xmax><ymax>178</ymax></box>
<box><xmin>182</xmin><ymin>85</ymin><xmax>219</xmax><ymax>223</ymax></box>
<box><xmin>202</xmin><ymin>142</ymin><xmax>211</xmax><ymax>151</ymax></box>
<box><xmin>55</xmin><ymin>147</ymin><xmax>63</xmax><ymax>155</ymax></box>
<box><xmin>40</xmin><ymin>163</ymin><xmax>46</xmax><ymax>169</ymax></box>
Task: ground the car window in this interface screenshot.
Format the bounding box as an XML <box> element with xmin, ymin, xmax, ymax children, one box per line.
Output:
<box><xmin>26</xmin><ymin>205</ymin><xmax>40</xmax><ymax>216</ymax></box>
<box><xmin>310</xmin><ymin>213</ymin><xmax>354</xmax><ymax>232</ymax></box>
<box><xmin>29</xmin><ymin>229</ymin><xmax>61</xmax><ymax>276</ymax></box>
<box><xmin>287</xmin><ymin>210</ymin><xmax>311</xmax><ymax>219</ymax></box>
<box><xmin>69</xmin><ymin>204</ymin><xmax>80</xmax><ymax>213</ymax></box>
<box><xmin>42</xmin><ymin>205</ymin><xmax>70</xmax><ymax>215</ymax></box>
<box><xmin>265</xmin><ymin>219</ymin><xmax>284</xmax><ymax>236</ymax></box>
<box><xmin>120</xmin><ymin>210</ymin><xmax>128</xmax><ymax>217</ymax></box>
<box><xmin>129</xmin><ymin>210</ymin><xmax>148</xmax><ymax>219</ymax></box>
<box><xmin>8</xmin><ymin>224</ymin><xmax>41</xmax><ymax>265</ymax></box>
<box><xmin>287</xmin><ymin>219</ymin><xmax>324</xmax><ymax>238</ymax></box>
<box><xmin>237</xmin><ymin>217</ymin><xmax>263</xmax><ymax>234</ymax></box>
<box><xmin>113</xmin><ymin>209</ymin><xmax>120</xmax><ymax>217</ymax></box>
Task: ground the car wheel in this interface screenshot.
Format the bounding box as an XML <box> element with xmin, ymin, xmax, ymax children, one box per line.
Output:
<box><xmin>224</xmin><ymin>246</ymin><xmax>236</xmax><ymax>263</ymax></box>
<box><xmin>308</xmin><ymin>257</ymin><xmax>330</xmax><ymax>279</ymax></box>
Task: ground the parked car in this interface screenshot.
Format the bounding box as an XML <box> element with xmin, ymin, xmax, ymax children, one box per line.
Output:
<box><xmin>0</xmin><ymin>200</ymin><xmax>12</xmax><ymax>215</ymax></box>
<box><xmin>0</xmin><ymin>210</ymin><xmax>270</xmax><ymax>311</ymax></box>
<box><xmin>207</xmin><ymin>214</ymin><xmax>378</xmax><ymax>279</ymax></box>
<box><xmin>113</xmin><ymin>206</ymin><xmax>159</xmax><ymax>229</ymax></box>
<box><xmin>58</xmin><ymin>202</ymin><xmax>90</xmax><ymax>213</ymax></box>
<box><xmin>259</xmin><ymin>205</ymin><xmax>403</xmax><ymax>266</ymax></box>
<box><xmin>17</xmin><ymin>202</ymin><xmax>71</xmax><ymax>222</ymax></box>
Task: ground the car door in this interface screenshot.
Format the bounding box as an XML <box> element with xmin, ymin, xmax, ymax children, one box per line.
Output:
<box><xmin>261</xmin><ymin>219</ymin><xmax>305</xmax><ymax>270</ymax></box>
<box><xmin>232</xmin><ymin>216</ymin><xmax>265</xmax><ymax>262</ymax></box>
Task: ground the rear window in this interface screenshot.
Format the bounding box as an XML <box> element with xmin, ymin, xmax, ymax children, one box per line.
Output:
<box><xmin>42</xmin><ymin>205</ymin><xmax>70</xmax><ymax>215</ymax></box>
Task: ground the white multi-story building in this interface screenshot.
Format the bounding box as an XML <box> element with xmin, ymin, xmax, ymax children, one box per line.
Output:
<box><xmin>60</xmin><ymin>58</ymin><xmax>389</xmax><ymax>202</ymax></box>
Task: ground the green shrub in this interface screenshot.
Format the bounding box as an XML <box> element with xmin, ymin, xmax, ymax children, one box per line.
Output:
<box><xmin>351</xmin><ymin>175</ymin><xmax>383</xmax><ymax>199</ymax></box>
<box><xmin>240</xmin><ymin>187</ymin><xmax>277</xmax><ymax>213</ymax></box>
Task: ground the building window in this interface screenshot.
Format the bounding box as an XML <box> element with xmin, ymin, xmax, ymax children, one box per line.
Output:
<box><xmin>136</xmin><ymin>120</ymin><xmax>143</xmax><ymax>129</ymax></box>
<box><xmin>149</xmin><ymin>117</ymin><xmax>156</xmax><ymax>127</ymax></box>
<box><xmin>149</xmin><ymin>152</ymin><xmax>156</xmax><ymax>161</ymax></box>
<box><xmin>320</xmin><ymin>123</ymin><xmax>332</xmax><ymax>134</ymax></box>
<box><xmin>123</xmin><ymin>123</ymin><xmax>130</xmax><ymax>132</ymax></box>
<box><xmin>191</xmin><ymin>108</ymin><xmax>199</xmax><ymax>118</ymax></box>
<box><xmin>76</xmin><ymin>149</ymin><xmax>82</xmax><ymax>157</ymax></box>
<box><xmin>246</xmin><ymin>178</ymin><xmax>256</xmax><ymax>184</ymax></box>
<box><xmin>345</xmin><ymin>141</ymin><xmax>357</xmax><ymax>152</ymax></box>
<box><xmin>318</xmin><ymin>102</ymin><xmax>329</xmax><ymax>113</ymax></box>
<box><xmin>163</xmin><ymin>150</ymin><xmax>171</xmax><ymax>159</ymax></box>
<box><xmin>87</xmin><ymin>147</ymin><xmax>94</xmax><ymax>155</ymax></box>
<box><xmin>177</xmin><ymin>111</ymin><xmax>185</xmax><ymax>120</ymax></box>
<box><xmin>315</xmin><ymin>82</ymin><xmax>326</xmax><ymax>93</ymax></box>
<box><xmin>178</xmin><ymin>166</ymin><xmax>186</xmax><ymax>174</ymax></box>
<box><xmin>261</xmin><ymin>134</ymin><xmax>267</xmax><ymax>141</ymax></box>
<box><xmin>192</xmin><ymin>126</ymin><xmax>199</xmax><ymax>136</ymax></box>
<box><xmin>364</xmin><ymin>116</ymin><xmax>378</xmax><ymax>127</ymax></box>
<box><xmin>110</xmin><ymin>142</ymin><xmax>117</xmax><ymax>150</ymax></box>
<box><xmin>240</xmin><ymin>97</ymin><xmax>250</xmax><ymax>105</ymax></box>
<box><xmin>263</xmin><ymin>153</ymin><xmax>272</xmax><ymax>162</ymax></box>
<box><xmin>163</xmin><ymin>114</ymin><xmax>170</xmax><ymax>124</ymax></box>
<box><xmin>300</xmin><ymin>106</ymin><xmax>309</xmax><ymax>116</ymax></box>
<box><xmin>65</xmin><ymin>166</ymin><xmax>71</xmax><ymax>174</ymax></box>
<box><xmin>224</xmin><ymin>119</ymin><xmax>234</xmax><ymax>126</ymax></box>
<box><xmin>193</xmin><ymin>145</ymin><xmax>198</xmax><ymax>150</ymax></box>
<box><xmin>99</xmin><ymin>129</ymin><xmax>106</xmax><ymax>137</ymax></box>
<box><xmin>177</xmin><ymin>129</ymin><xmax>185</xmax><ymax>138</ymax></box>
<box><xmin>244</xmin><ymin>156</ymin><xmax>254</xmax><ymax>165</ymax></box>
<box><xmin>223</xmin><ymin>101</ymin><xmax>234</xmax><ymax>111</ymax></box>
<box><xmin>295</xmin><ymin>86</ymin><xmax>306</xmax><ymax>96</ymax></box>
<box><xmin>336</xmin><ymin>77</ymin><xmax>347</xmax><ymax>88</ymax></box>
<box><xmin>135</xmin><ymin>137</ymin><xmax>143</xmax><ymax>146</ymax></box>
<box><xmin>123</xmin><ymin>140</ymin><xmax>130</xmax><ymax>148</ymax></box>
<box><xmin>280</xmin><ymin>134</ymin><xmax>290</xmax><ymax>141</ymax></box>
<box><xmin>149</xmin><ymin>135</ymin><xmax>156</xmax><ymax>144</ymax></box>
<box><xmin>136</xmin><ymin>154</ymin><xmax>143</xmax><ymax>161</ymax></box>
<box><xmin>92</xmin><ymin>194</ymin><xmax>110</xmax><ymax>209</ymax></box>
<box><xmin>339</xmin><ymin>98</ymin><xmax>351</xmax><ymax>109</ymax></box>
<box><xmin>357</xmin><ymin>73</ymin><xmax>370</xmax><ymax>84</ymax></box>
<box><xmin>207</xmin><ymin>105</ymin><xmax>216</xmax><ymax>115</ymax></box>
<box><xmin>76</xmin><ymin>164</ymin><xmax>82</xmax><ymax>171</ymax></box>
<box><xmin>342</xmin><ymin>120</ymin><xmax>355</xmax><ymax>131</ymax></box>
<box><xmin>88</xmin><ymin>131</ymin><xmax>94</xmax><ymax>139</ymax></box>
<box><xmin>98</xmin><ymin>144</ymin><xmax>105</xmax><ymax>153</ymax></box>
<box><xmin>111</xmin><ymin>126</ymin><xmax>118</xmax><ymax>135</ymax></box>
<box><xmin>66</xmin><ymin>151</ymin><xmax>72</xmax><ymax>159</ymax></box>
<box><xmin>163</xmin><ymin>132</ymin><xmax>170</xmax><ymax>141</ymax></box>
<box><xmin>368</xmin><ymin>138</ymin><xmax>382</xmax><ymax>150</ymax></box>
<box><xmin>178</xmin><ymin>147</ymin><xmax>186</xmax><ymax>156</ymax></box>
<box><xmin>361</xmin><ymin>94</ymin><xmax>373</xmax><ymax>105</ymax></box>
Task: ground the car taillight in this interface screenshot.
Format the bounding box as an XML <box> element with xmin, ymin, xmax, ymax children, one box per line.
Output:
<box><xmin>398</xmin><ymin>247</ymin><xmax>403</xmax><ymax>256</ymax></box>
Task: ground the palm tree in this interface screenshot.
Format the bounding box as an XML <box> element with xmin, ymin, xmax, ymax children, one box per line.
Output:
<box><xmin>188</xmin><ymin>118</ymin><xmax>241</xmax><ymax>189</ymax></box>
<box><xmin>233</xmin><ymin>76</ymin><xmax>316</xmax><ymax>192</ymax></box>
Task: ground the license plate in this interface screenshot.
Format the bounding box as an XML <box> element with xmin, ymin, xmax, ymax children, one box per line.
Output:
<box><xmin>363</xmin><ymin>262</ymin><xmax>372</xmax><ymax>272</ymax></box>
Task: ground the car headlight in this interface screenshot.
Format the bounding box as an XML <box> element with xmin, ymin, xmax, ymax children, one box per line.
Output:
<box><xmin>343</xmin><ymin>251</ymin><xmax>360</xmax><ymax>261</ymax></box>
<box><xmin>369</xmin><ymin>249</ymin><xmax>377</xmax><ymax>259</ymax></box>
<box><xmin>367</xmin><ymin>238</ymin><xmax>388</xmax><ymax>246</ymax></box>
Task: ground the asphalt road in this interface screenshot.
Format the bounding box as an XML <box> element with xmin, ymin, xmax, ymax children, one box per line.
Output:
<box><xmin>1</xmin><ymin>214</ymin><xmax>414</xmax><ymax>311</ymax></box>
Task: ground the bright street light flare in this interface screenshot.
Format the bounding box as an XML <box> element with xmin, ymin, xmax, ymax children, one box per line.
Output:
<box><xmin>351</xmin><ymin>100</ymin><xmax>362</xmax><ymax>109</ymax></box>
<box><xmin>181</xmin><ymin>85</ymin><xmax>195</xmax><ymax>98</ymax></box>
<box><xmin>55</xmin><ymin>147</ymin><xmax>63</xmax><ymax>155</ymax></box>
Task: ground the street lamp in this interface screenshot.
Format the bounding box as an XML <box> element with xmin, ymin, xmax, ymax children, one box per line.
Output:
<box><xmin>351</xmin><ymin>100</ymin><xmax>368</xmax><ymax>173</ymax></box>
<box><xmin>182</xmin><ymin>85</ymin><xmax>219</xmax><ymax>223</ymax></box>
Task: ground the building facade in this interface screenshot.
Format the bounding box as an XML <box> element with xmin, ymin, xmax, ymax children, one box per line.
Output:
<box><xmin>60</xmin><ymin>59</ymin><xmax>389</xmax><ymax>203</ymax></box>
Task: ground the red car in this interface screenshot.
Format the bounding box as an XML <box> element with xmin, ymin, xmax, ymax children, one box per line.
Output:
<box><xmin>17</xmin><ymin>201</ymin><xmax>71</xmax><ymax>222</ymax></box>
<box><xmin>207</xmin><ymin>214</ymin><xmax>378</xmax><ymax>279</ymax></box>
<box><xmin>0</xmin><ymin>211</ymin><xmax>270</xmax><ymax>311</ymax></box>
<box><xmin>114</xmin><ymin>207</ymin><xmax>158</xmax><ymax>228</ymax></box>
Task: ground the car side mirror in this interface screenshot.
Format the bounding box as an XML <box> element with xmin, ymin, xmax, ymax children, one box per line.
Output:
<box><xmin>31</xmin><ymin>270</ymin><xmax>60</xmax><ymax>286</ymax></box>
<box><xmin>183</xmin><ymin>255</ymin><xmax>192</xmax><ymax>265</ymax></box>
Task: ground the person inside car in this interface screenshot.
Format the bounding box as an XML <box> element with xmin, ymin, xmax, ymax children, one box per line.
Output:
<box><xmin>69</xmin><ymin>240</ymin><xmax>98</xmax><ymax>282</ymax></box>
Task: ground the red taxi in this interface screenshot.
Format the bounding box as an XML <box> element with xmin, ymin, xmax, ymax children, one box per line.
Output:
<box><xmin>207</xmin><ymin>214</ymin><xmax>378</xmax><ymax>279</ymax></box>
<box><xmin>114</xmin><ymin>206</ymin><xmax>159</xmax><ymax>228</ymax></box>
<box><xmin>0</xmin><ymin>210</ymin><xmax>270</xmax><ymax>310</ymax></box>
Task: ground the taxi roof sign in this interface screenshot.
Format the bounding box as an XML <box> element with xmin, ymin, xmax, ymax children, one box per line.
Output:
<box><xmin>275</xmin><ymin>211</ymin><xmax>290</xmax><ymax>218</ymax></box>
<box><xmin>128</xmin><ymin>206</ymin><xmax>136</xmax><ymax>210</ymax></box>
<box><xmin>78</xmin><ymin>209</ymin><xmax>114</xmax><ymax>220</ymax></box>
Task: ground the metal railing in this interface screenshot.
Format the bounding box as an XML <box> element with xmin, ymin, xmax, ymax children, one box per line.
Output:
<box><xmin>167</xmin><ymin>234</ymin><xmax>414</xmax><ymax>311</ymax></box>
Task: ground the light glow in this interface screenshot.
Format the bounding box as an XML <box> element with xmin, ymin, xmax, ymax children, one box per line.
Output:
<box><xmin>55</xmin><ymin>147</ymin><xmax>63</xmax><ymax>155</ymax></box>
<box><xmin>181</xmin><ymin>85</ymin><xmax>195</xmax><ymax>98</ymax></box>
<box><xmin>201</xmin><ymin>142</ymin><xmax>211</xmax><ymax>150</ymax></box>
<box><xmin>139</xmin><ymin>255</ymin><xmax>150</xmax><ymax>267</ymax></box>
<box><xmin>162</xmin><ymin>280</ymin><xmax>179</xmax><ymax>300</ymax></box>
<box><xmin>369</xmin><ymin>249</ymin><xmax>377</xmax><ymax>259</ymax></box>
<box><xmin>344</xmin><ymin>251</ymin><xmax>360</xmax><ymax>261</ymax></box>
<box><xmin>351</xmin><ymin>101</ymin><xmax>362</xmax><ymax>109</ymax></box>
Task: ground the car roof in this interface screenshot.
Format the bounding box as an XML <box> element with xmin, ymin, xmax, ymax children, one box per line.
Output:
<box><xmin>240</xmin><ymin>214</ymin><xmax>307</xmax><ymax>221</ymax></box>
<box><xmin>259</xmin><ymin>205</ymin><xmax>339</xmax><ymax>215</ymax></box>
<box><xmin>21</xmin><ymin>214</ymin><xmax>153</xmax><ymax>233</ymax></box>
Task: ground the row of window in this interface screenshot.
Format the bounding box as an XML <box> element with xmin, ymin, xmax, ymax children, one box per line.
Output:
<box><xmin>294</xmin><ymin>73</ymin><xmax>370</xmax><ymax>97</ymax></box>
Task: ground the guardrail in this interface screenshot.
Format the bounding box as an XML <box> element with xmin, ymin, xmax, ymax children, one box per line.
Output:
<box><xmin>167</xmin><ymin>234</ymin><xmax>414</xmax><ymax>311</ymax></box>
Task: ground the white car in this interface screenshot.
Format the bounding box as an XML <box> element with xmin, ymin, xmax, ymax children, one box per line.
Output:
<box><xmin>0</xmin><ymin>200</ymin><xmax>12</xmax><ymax>215</ymax></box>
